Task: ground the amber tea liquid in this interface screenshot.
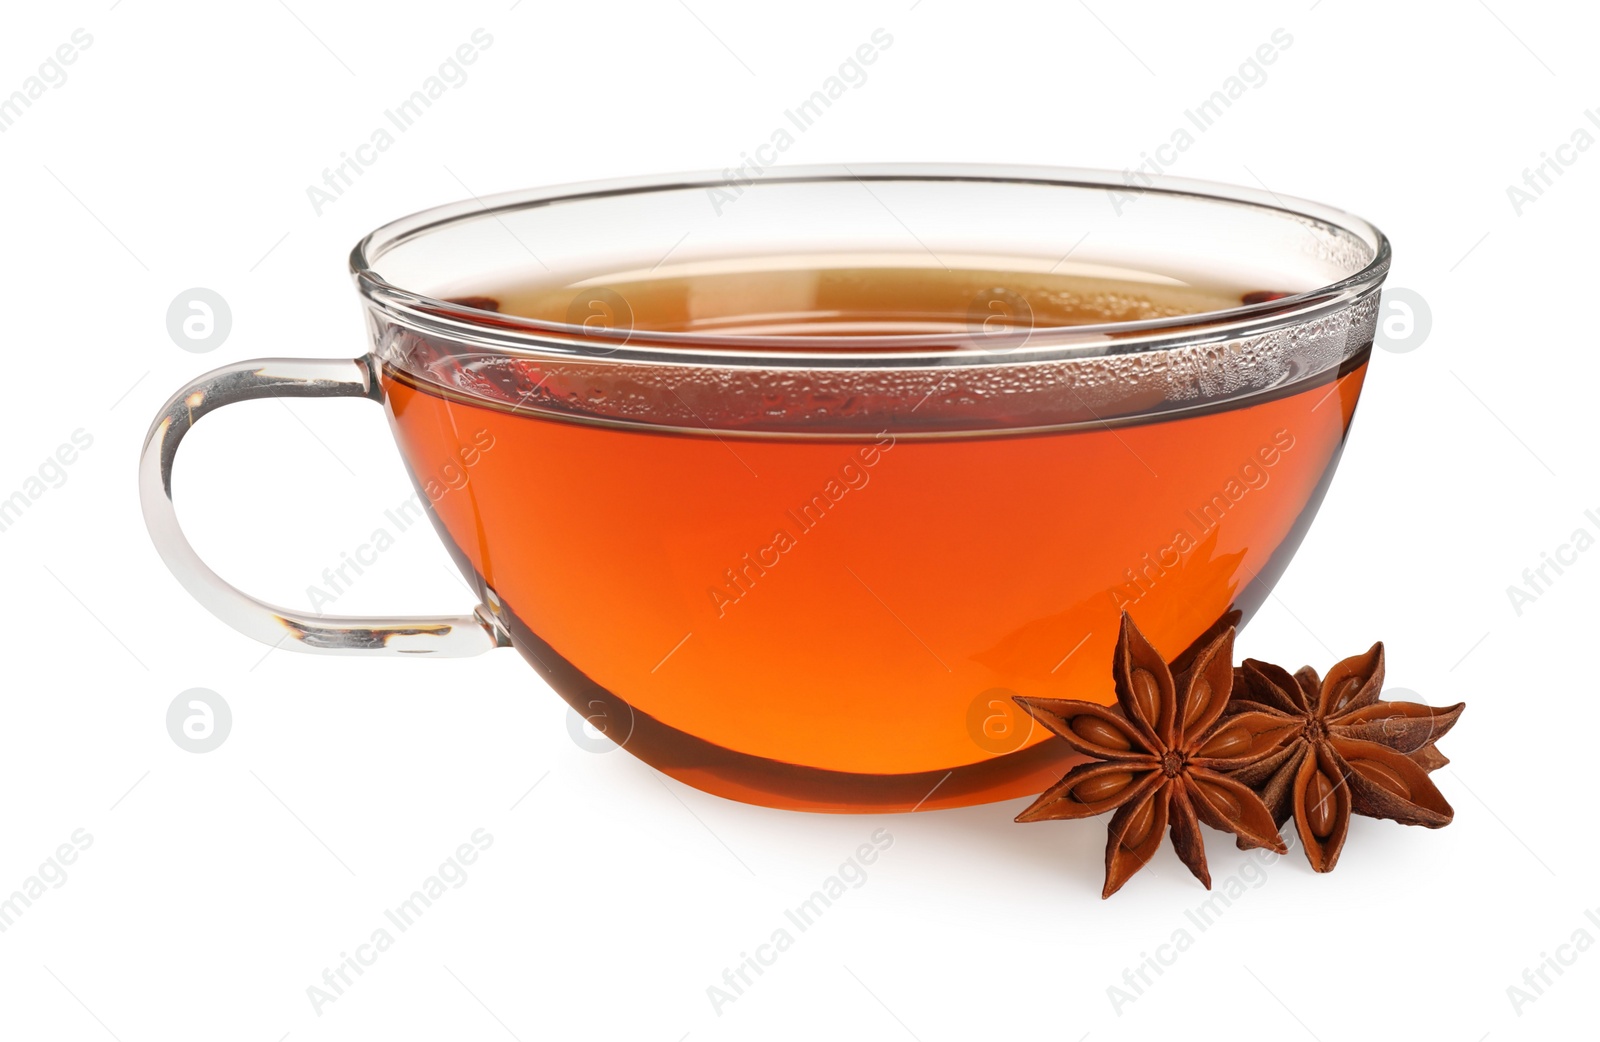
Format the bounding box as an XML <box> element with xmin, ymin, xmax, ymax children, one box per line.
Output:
<box><xmin>381</xmin><ymin>259</ymin><xmax>1367</xmax><ymax>811</ymax></box>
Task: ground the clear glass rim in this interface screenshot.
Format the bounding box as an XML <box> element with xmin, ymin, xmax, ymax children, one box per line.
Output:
<box><xmin>350</xmin><ymin>163</ymin><xmax>1391</xmax><ymax>368</ymax></box>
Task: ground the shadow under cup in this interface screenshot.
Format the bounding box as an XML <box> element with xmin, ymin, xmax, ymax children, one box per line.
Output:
<box><xmin>144</xmin><ymin>166</ymin><xmax>1389</xmax><ymax>813</ymax></box>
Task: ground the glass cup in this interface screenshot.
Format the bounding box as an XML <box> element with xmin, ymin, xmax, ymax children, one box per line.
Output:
<box><xmin>140</xmin><ymin>164</ymin><xmax>1389</xmax><ymax>812</ymax></box>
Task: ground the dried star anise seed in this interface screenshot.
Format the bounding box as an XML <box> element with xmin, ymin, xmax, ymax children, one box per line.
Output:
<box><xmin>1410</xmin><ymin>741</ymin><xmax>1451</xmax><ymax>772</ymax></box>
<box><xmin>1014</xmin><ymin>613</ymin><xmax>1286</xmax><ymax>898</ymax></box>
<box><xmin>1223</xmin><ymin>643</ymin><xmax>1465</xmax><ymax>873</ymax></box>
<box><xmin>1168</xmin><ymin>609</ymin><xmax>1243</xmax><ymax>678</ymax></box>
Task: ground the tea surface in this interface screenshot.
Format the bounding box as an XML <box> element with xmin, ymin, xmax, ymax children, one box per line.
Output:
<box><xmin>456</xmin><ymin>258</ymin><xmax>1253</xmax><ymax>339</ymax></box>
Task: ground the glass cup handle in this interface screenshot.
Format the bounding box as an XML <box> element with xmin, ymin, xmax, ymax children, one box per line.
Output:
<box><xmin>139</xmin><ymin>356</ymin><xmax>511</xmax><ymax>657</ymax></box>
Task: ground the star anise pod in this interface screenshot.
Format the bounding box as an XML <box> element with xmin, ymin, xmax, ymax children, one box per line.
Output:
<box><xmin>1014</xmin><ymin>613</ymin><xmax>1286</xmax><ymax>898</ymax></box>
<box><xmin>1221</xmin><ymin>643</ymin><xmax>1465</xmax><ymax>872</ymax></box>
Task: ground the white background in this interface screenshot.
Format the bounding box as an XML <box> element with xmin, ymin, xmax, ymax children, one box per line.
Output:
<box><xmin>1</xmin><ymin>0</ymin><xmax>1594</xmax><ymax>1038</ymax></box>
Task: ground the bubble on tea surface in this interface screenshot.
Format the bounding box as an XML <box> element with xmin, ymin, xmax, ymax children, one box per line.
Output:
<box><xmin>166</xmin><ymin>688</ymin><xmax>232</xmax><ymax>753</ymax></box>
<box><xmin>166</xmin><ymin>288</ymin><xmax>232</xmax><ymax>353</ymax></box>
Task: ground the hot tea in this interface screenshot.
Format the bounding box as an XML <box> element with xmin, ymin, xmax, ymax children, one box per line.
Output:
<box><xmin>379</xmin><ymin>257</ymin><xmax>1368</xmax><ymax>811</ymax></box>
